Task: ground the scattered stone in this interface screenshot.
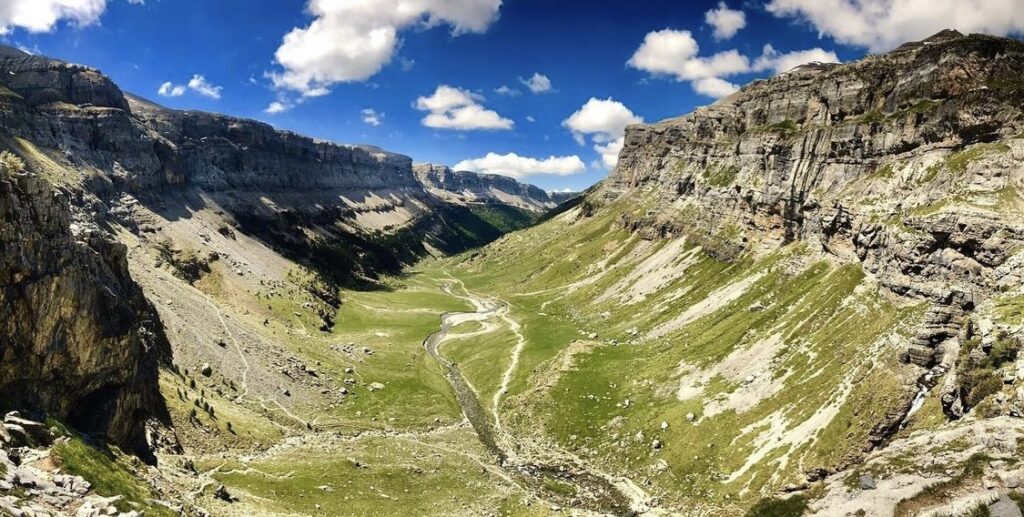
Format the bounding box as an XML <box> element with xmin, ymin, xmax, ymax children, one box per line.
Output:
<box><xmin>997</xmin><ymin>471</ymin><xmax>1021</xmax><ymax>489</ymax></box>
<box><xmin>200</xmin><ymin>363</ymin><xmax>213</xmax><ymax>376</ymax></box>
<box><xmin>651</xmin><ymin>439</ymin><xmax>662</xmax><ymax>450</ymax></box>
<box><xmin>686</xmin><ymin>413</ymin><xmax>696</xmax><ymax>422</ymax></box>
<box><xmin>660</xmin><ymin>421</ymin><xmax>669</xmax><ymax>430</ymax></box>
<box><xmin>369</xmin><ymin>382</ymin><xmax>385</xmax><ymax>391</ymax></box>
<box><xmin>2</xmin><ymin>424</ymin><xmax>28</xmax><ymax>446</ymax></box>
<box><xmin>3</xmin><ymin>415</ymin><xmax>50</xmax><ymax>445</ymax></box>
<box><xmin>858</xmin><ymin>475</ymin><xmax>876</xmax><ymax>490</ymax></box>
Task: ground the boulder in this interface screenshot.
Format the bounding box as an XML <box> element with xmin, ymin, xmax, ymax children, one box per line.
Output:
<box><xmin>989</xmin><ymin>494</ymin><xmax>1024</xmax><ymax>517</ymax></box>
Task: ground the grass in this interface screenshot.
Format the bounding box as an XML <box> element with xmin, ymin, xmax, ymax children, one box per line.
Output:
<box><xmin>211</xmin><ymin>427</ymin><xmax>532</xmax><ymax>517</ymax></box>
<box><xmin>760</xmin><ymin>119</ymin><xmax>799</xmax><ymax>134</ymax></box>
<box><xmin>893</xmin><ymin>453</ymin><xmax>992</xmax><ymax>517</ymax></box>
<box><xmin>744</xmin><ymin>495</ymin><xmax>808</xmax><ymax>517</ymax></box>
<box><xmin>52</xmin><ymin>437</ymin><xmax>177</xmax><ymax>517</ymax></box>
<box><xmin>704</xmin><ymin>165</ymin><xmax>741</xmax><ymax>187</ymax></box>
<box><xmin>918</xmin><ymin>142</ymin><xmax>1012</xmax><ymax>184</ymax></box>
<box><xmin>994</xmin><ymin>292</ymin><xmax>1024</xmax><ymax>326</ymax></box>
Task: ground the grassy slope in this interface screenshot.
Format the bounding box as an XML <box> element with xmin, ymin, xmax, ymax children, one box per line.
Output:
<box><xmin>442</xmin><ymin>196</ymin><xmax>926</xmax><ymax>512</ymax></box>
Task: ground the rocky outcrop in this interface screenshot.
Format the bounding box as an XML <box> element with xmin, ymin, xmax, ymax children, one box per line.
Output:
<box><xmin>413</xmin><ymin>163</ymin><xmax>575</xmax><ymax>212</ymax></box>
<box><xmin>0</xmin><ymin>47</ymin><xmax>128</xmax><ymax>110</ymax></box>
<box><xmin>605</xmin><ymin>31</ymin><xmax>1024</xmax><ymax>303</ymax></box>
<box><xmin>0</xmin><ymin>156</ymin><xmax>169</xmax><ymax>458</ymax></box>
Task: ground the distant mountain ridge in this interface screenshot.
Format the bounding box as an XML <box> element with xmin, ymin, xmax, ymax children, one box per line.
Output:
<box><xmin>413</xmin><ymin>163</ymin><xmax>576</xmax><ymax>212</ymax></box>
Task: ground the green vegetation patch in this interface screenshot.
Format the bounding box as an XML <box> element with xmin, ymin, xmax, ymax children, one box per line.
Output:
<box><xmin>704</xmin><ymin>165</ymin><xmax>741</xmax><ymax>187</ymax></box>
<box><xmin>53</xmin><ymin>438</ymin><xmax>176</xmax><ymax>517</ymax></box>
<box><xmin>744</xmin><ymin>495</ymin><xmax>808</xmax><ymax>517</ymax></box>
<box><xmin>213</xmin><ymin>430</ymin><xmax>523</xmax><ymax>517</ymax></box>
<box><xmin>893</xmin><ymin>453</ymin><xmax>992</xmax><ymax>517</ymax></box>
<box><xmin>919</xmin><ymin>142</ymin><xmax>1011</xmax><ymax>184</ymax></box>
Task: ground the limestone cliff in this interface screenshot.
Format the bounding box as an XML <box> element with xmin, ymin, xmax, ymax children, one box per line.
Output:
<box><xmin>604</xmin><ymin>30</ymin><xmax>1024</xmax><ymax>375</ymax></box>
<box><xmin>0</xmin><ymin>153</ymin><xmax>168</xmax><ymax>458</ymax></box>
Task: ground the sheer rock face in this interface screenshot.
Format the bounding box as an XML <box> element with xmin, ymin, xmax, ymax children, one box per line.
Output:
<box><xmin>605</xmin><ymin>31</ymin><xmax>1024</xmax><ymax>304</ymax></box>
<box><xmin>413</xmin><ymin>163</ymin><xmax>575</xmax><ymax>212</ymax></box>
<box><xmin>128</xmin><ymin>99</ymin><xmax>422</xmax><ymax>192</ymax></box>
<box><xmin>0</xmin><ymin>168</ymin><xmax>168</xmax><ymax>457</ymax></box>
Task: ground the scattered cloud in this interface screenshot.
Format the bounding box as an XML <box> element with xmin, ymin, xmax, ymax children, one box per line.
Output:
<box><xmin>704</xmin><ymin>2</ymin><xmax>746</xmax><ymax>40</ymax></box>
<box><xmin>187</xmin><ymin>74</ymin><xmax>223</xmax><ymax>99</ymax></box>
<box><xmin>361</xmin><ymin>108</ymin><xmax>383</xmax><ymax>126</ymax></box>
<box><xmin>526</xmin><ymin>115</ymin><xmax>536</xmax><ymax>123</ymax></box>
<box><xmin>494</xmin><ymin>85</ymin><xmax>521</xmax><ymax>96</ymax></box>
<box><xmin>0</xmin><ymin>0</ymin><xmax>107</xmax><ymax>34</ymax></box>
<box><xmin>766</xmin><ymin>0</ymin><xmax>1024</xmax><ymax>52</ymax></box>
<box><xmin>628</xmin><ymin>29</ymin><xmax>748</xmax><ymax>84</ymax></box>
<box><xmin>752</xmin><ymin>44</ymin><xmax>839</xmax><ymax>75</ymax></box>
<box><xmin>628</xmin><ymin>29</ymin><xmax>838</xmax><ymax>98</ymax></box>
<box><xmin>415</xmin><ymin>85</ymin><xmax>513</xmax><ymax>131</ymax></box>
<box><xmin>519</xmin><ymin>72</ymin><xmax>553</xmax><ymax>94</ymax></box>
<box><xmin>264</xmin><ymin>101</ymin><xmax>291</xmax><ymax>114</ymax></box>
<box><xmin>157</xmin><ymin>81</ymin><xmax>186</xmax><ymax>97</ymax></box>
<box><xmin>268</xmin><ymin>0</ymin><xmax>502</xmax><ymax>97</ymax></box>
<box><xmin>161</xmin><ymin>75</ymin><xmax>224</xmax><ymax>100</ymax></box>
<box><xmin>563</xmin><ymin>98</ymin><xmax>643</xmax><ymax>168</ymax></box>
<box><xmin>692</xmin><ymin>77</ymin><xmax>739</xmax><ymax>97</ymax></box>
<box><xmin>454</xmin><ymin>152</ymin><xmax>585</xmax><ymax>179</ymax></box>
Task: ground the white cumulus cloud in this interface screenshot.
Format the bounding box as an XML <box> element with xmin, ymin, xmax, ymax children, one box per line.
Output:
<box><xmin>519</xmin><ymin>72</ymin><xmax>553</xmax><ymax>94</ymax></box>
<box><xmin>269</xmin><ymin>0</ymin><xmax>502</xmax><ymax>97</ymax></box>
<box><xmin>157</xmin><ymin>81</ymin><xmax>186</xmax><ymax>97</ymax></box>
<box><xmin>454</xmin><ymin>152</ymin><xmax>585</xmax><ymax>179</ymax></box>
<box><xmin>752</xmin><ymin>44</ymin><xmax>840</xmax><ymax>75</ymax></box>
<box><xmin>563</xmin><ymin>98</ymin><xmax>643</xmax><ymax>168</ymax></box>
<box><xmin>264</xmin><ymin>101</ymin><xmax>291</xmax><ymax>114</ymax></box>
<box><xmin>628</xmin><ymin>29</ymin><xmax>749</xmax><ymax>82</ymax></box>
<box><xmin>0</xmin><ymin>0</ymin><xmax>107</xmax><ymax>34</ymax></box>
<box><xmin>692</xmin><ymin>77</ymin><xmax>740</xmax><ymax>97</ymax></box>
<box><xmin>187</xmin><ymin>74</ymin><xmax>222</xmax><ymax>99</ymax></box>
<box><xmin>415</xmin><ymin>85</ymin><xmax>513</xmax><ymax>131</ymax></box>
<box><xmin>157</xmin><ymin>75</ymin><xmax>225</xmax><ymax>100</ymax></box>
<box><xmin>705</xmin><ymin>2</ymin><xmax>746</xmax><ymax>40</ymax></box>
<box><xmin>767</xmin><ymin>0</ymin><xmax>1024</xmax><ymax>52</ymax></box>
<box><xmin>628</xmin><ymin>29</ymin><xmax>840</xmax><ymax>98</ymax></box>
<box><xmin>361</xmin><ymin>108</ymin><xmax>383</xmax><ymax>126</ymax></box>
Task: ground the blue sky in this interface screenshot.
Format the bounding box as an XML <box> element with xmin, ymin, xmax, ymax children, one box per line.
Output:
<box><xmin>3</xmin><ymin>0</ymin><xmax>1022</xmax><ymax>191</ymax></box>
